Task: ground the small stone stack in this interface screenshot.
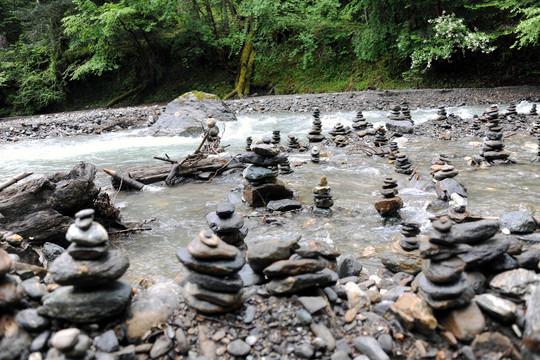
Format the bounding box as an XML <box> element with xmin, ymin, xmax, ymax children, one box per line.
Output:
<box><xmin>530</xmin><ymin>104</ymin><xmax>538</xmax><ymax>116</ymax></box>
<box><xmin>287</xmin><ymin>134</ymin><xmax>301</xmax><ymax>150</ymax></box>
<box><xmin>485</xmin><ymin>104</ymin><xmax>499</xmax><ymax>121</ymax></box>
<box><xmin>247</xmin><ymin>236</ymin><xmax>337</xmax><ymax>295</ymax></box>
<box><xmin>431</xmin><ymin>164</ymin><xmax>458</xmax><ymax>181</ymax></box>
<box><xmin>329</xmin><ymin>123</ymin><xmax>351</xmax><ymax>137</ymax></box>
<box><xmin>279</xmin><ymin>156</ymin><xmax>293</xmax><ymax>174</ymax></box>
<box><xmin>312</xmin><ymin>176</ymin><xmax>333</xmax><ymax>216</ymax></box>
<box><xmin>481</xmin><ymin>117</ymin><xmax>510</xmax><ymax>163</ymax></box>
<box><xmin>374</xmin><ymin>177</ymin><xmax>403</xmax><ymax>217</ymax></box>
<box><xmin>246</xmin><ymin>136</ymin><xmax>252</xmax><ymax>151</ymax></box>
<box><xmin>388</xmin><ymin>105</ymin><xmax>402</xmax><ymax>120</ymax></box>
<box><xmin>388</xmin><ymin>141</ymin><xmax>399</xmax><ymax>161</ymax></box>
<box><xmin>373</xmin><ymin>127</ymin><xmax>389</xmax><ymax>146</ymax></box>
<box><xmin>239</xmin><ymin>138</ymin><xmax>294</xmax><ymax>207</ymax></box>
<box><xmin>418</xmin><ymin>217</ymin><xmax>473</xmax><ymax>310</ymax></box>
<box><xmin>505</xmin><ymin>102</ymin><xmax>517</xmax><ymax>117</ymax></box>
<box><xmin>271</xmin><ymin>130</ymin><xmax>281</xmax><ymax>145</ymax></box>
<box><xmin>177</xmin><ymin>230</ymin><xmax>245</xmax><ymax>314</ymax></box>
<box><xmin>334</xmin><ymin>135</ymin><xmax>349</xmax><ymax>147</ymax></box>
<box><xmin>42</xmin><ymin>209</ymin><xmax>132</xmax><ymax>323</ymax></box>
<box><xmin>0</xmin><ymin>248</ymin><xmax>24</xmax><ymax>309</ymax></box>
<box><xmin>399</xmin><ymin>222</ymin><xmax>421</xmax><ymax>251</ymax></box>
<box><xmin>387</xmin><ymin>103</ymin><xmax>414</xmax><ymax>134</ymax></box>
<box><xmin>352</xmin><ymin>111</ymin><xmax>368</xmax><ymax>131</ymax></box>
<box><xmin>394</xmin><ymin>153</ymin><xmax>413</xmax><ymax>175</ymax></box>
<box><xmin>401</xmin><ymin>100</ymin><xmax>412</xmax><ymax>120</ymax></box>
<box><xmin>206</xmin><ymin>202</ymin><xmax>248</xmax><ymax>248</ymax></box>
<box><xmin>307</xmin><ymin>108</ymin><xmax>325</xmax><ymax>143</ymax></box>
<box><xmin>437</xmin><ymin>106</ymin><xmax>447</xmax><ymax>121</ymax></box>
<box><xmin>447</xmin><ymin>193</ymin><xmax>469</xmax><ymax>223</ymax></box>
<box><xmin>470</xmin><ymin>115</ymin><xmax>482</xmax><ymax>132</ymax></box>
<box><xmin>532</xmin><ymin>136</ymin><xmax>540</xmax><ymax>163</ymax></box>
<box><xmin>311</xmin><ymin>146</ymin><xmax>320</xmax><ymax>163</ymax></box>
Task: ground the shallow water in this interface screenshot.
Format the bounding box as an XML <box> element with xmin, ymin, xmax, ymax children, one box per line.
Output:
<box><xmin>1</xmin><ymin>102</ymin><xmax>538</xmax><ymax>281</ymax></box>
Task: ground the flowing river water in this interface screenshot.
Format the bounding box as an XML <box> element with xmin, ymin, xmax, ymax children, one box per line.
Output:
<box><xmin>1</xmin><ymin>102</ymin><xmax>539</xmax><ymax>281</ymax></box>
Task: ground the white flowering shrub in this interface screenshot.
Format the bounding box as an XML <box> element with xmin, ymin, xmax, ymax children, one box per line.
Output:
<box><xmin>400</xmin><ymin>12</ymin><xmax>496</xmax><ymax>73</ymax></box>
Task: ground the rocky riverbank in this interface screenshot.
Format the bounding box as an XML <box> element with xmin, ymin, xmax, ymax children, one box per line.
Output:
<box><xmin>1</xmin><ymin>86</ymin><xmax>539</xmax><ymax>143</ymax></box>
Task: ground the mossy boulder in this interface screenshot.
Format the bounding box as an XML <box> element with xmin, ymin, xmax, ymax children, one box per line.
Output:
<box><xmin>146</xmin><ymin>91</ymin><xmax>236</xmax><ymax>137</ymax></box>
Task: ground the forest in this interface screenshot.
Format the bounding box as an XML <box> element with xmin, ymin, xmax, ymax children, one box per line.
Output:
<box><xmin>0</xmin><ymin>0</ymin><xmax>539</xmax><ymax>116</ymax></box>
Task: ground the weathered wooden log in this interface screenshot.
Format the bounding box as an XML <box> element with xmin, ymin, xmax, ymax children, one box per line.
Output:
<box><xmin>0</xmin><ymin>172</ymin><xmax>33</xmax><ymax>192</ymax></box>
<box><xmin>112</xmin><ymin>157</ymin><xmax>230</xmax><ymax>186</ymax></box>
<box><xmin>0</xmin><ymin>162</ymin><xmax>121</xmax><ymax>246</ymax></box>
<box><xmin>103</xmin><ymin>168</ymin><xmax>146</xmax><ymax>191</ymax></box>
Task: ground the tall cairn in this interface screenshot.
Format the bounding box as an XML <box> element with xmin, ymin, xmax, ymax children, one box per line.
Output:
<box><xmin>480</xmin><ymin>114</ymin><xmax>511</xmax><ymax>163</ymax></box>
<box><xmin>238</xmin><ymin>137</ymin><xmax>294</xmax><ymax>207</ymax></box>
<box><xmin>307</xmin><ymin>108</ymin><xmax>325</xmax><ymax>143</ymax></box>
<box><xmin>505</xmin><ymin>101</ymin><xmax>517</xmax><ymax>117</ymax></box>
<box><xmin>41</xmin><ymin>209</ymin><xmax>132</xmax><ymax>323</ymax></box>
<box><xmin>418</xmin><ymin>217</ymin><xmax>474</xmax><ymax>310</ymax></box>
<box><xmin>177</xmin><ymin>230</ymin><xmax>245</xmax><ymax>314</ymax></box>
<box><xmin>374</xmin><ymin>177</ymin><xmax>403</xmax><ymax>218</ymax></box>
<box><xmin>206</xmin><ymin>202</ymin><xmax>248</xmax><ymax>248</ymax></box>
<box><xmin>245</xmin><ymin>136</ymin><xmax>253</xmax><ymax>151</ymax></box>
<box><xmin>312</xmin><ymin>175</ymin><xmax>334</xmax><ymax>216</ymax></box>
<box><xmin>394</xmin><ymin>152</ymin><xmax>413</xmax><ymax>175</ymax></box>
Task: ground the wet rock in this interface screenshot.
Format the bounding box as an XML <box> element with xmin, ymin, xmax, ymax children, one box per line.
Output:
<box><xmin>264</xmin><ymin>259</ymin><xmax>325</xmax><ymax>277</ymax></box>
<box><xmin>354</xmin><ymin>336</ymin><xmax>390</xmax><ymax>360</ymax></box>
<box><xmin>337</xmin><ymin>255</ymin><xmax>363</xmax><ymax>278</ymax></box>
<box><xmin>188</xmin><ymin>271</ymin><xmax>243</xmax><ymax>293</ymax></box>
<box><xmin>94</xmin><ymin>330</ymin><xmax>119</xmax><ymax>353</ymax></box>
<box><xmin>227</xmin><ymin>339</ymin><xmax>251</xmax><ymax>357</ymax></box>
<box><xmin>150</xmin><ymin>335</ymin><xmax>172</xmax><ymax>359</ymax></box>
<box><xmin>458</xmin><ymin>235</ymin><xmax>511</xmax><ymax>268</ymax></box>
<box><xmin>298</xmin><ymin>296</ymin><xmax>327</xmax><ymax>314</ymax></box>
<box><xmin>266</xmin><ymin>199</ymin><xmax>303</xmax><ymax>212</ymax></box>
<box><xmin>439</xmin><ymin>302</ymin><xmax>486</xmax><ymax>342</ymax></box>
<box><xmin>310</xmin><ymin>323</ymin><xmax>336</xmax><ymax>350</ymax></box>
<box><xmin>15</xmin><ymin>309</ymin><xmax>49</xmax><ymax>332</ymax></box>
<box><xmin>247</xmin><ymin>235</ymin><xmax>300</xmax><ymax>272</ymax></box>
<box><xmin>490</xmin><ymin>268</ymin><xmax>540</xmax><ymax>299</ymax></box>
<box><xmin>243</xmin><ymin>165</ymin><xmax>278</xmax><ymax>181</ymax></box>
<box><xmin>500</xmin><ymin>211</ymin><xmax>537</xmax><ymax>234</ymax></box>
<box><xmin>389</xmin><ymin>293</ymin><xmax>437</xmax><ymax>334</ymax></box>
<box><xmin>422</xmin><ymin>258</ymin><xmax>465</xmax><ymax>283</ymax></box>
<box><xmin>435</xmin><ymin>178</ymin><xmax>467</xmax><ymax>201</ymax></box>
<box><xmin>470</xmin><ymin>332</ymin><xmax>519</xmax><ymax>360</ymax></box>
<box><xmin>450</xmin><ymin>219</ymin><xmax>500</xmax><ymax>244</ymax></box>
<box><xmin>474</xmin><ymin>293</ymin><xmax>517</xmax><ymax>323</ymax></box>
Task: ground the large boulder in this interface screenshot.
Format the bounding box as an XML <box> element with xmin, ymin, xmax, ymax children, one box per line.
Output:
<box><xmin>146</xmin><ymin>91</ymin><xmax>237</xmax><ymax>136</ymax></box>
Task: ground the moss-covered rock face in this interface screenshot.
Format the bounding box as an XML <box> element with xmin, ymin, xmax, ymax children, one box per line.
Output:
<box><xmin>179</xmin><ymin>91</ymin><xmax>220</xmax><ymax>102</ymax></box>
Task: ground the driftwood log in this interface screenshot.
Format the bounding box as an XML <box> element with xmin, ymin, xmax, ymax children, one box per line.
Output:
<box><xmin>0</xmin><ymin>162</ymin><xmax>122</xmax><ymax>246</ymax></box>
<box><xmin>110</xmin><ymin>156</ymin><xmax>232</xmax><ymax>188</ymax></box>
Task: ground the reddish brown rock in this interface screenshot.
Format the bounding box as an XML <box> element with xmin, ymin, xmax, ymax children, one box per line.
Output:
<box><xmin>243</xmin><ymin>180</ymin><xmax>294</xmax><ymax>207</ymax></box>
<box><xmin>374</xmin><ymin>197</ymin><xmax>403</xmax><ymax>217</ymax></box>
<box><xmin>389</xmin><ymin>293</ymin><xmax>437</xmax><ymax>334</ymax></box>
<box><xmin>439</xmin><ymin>302</ymin><xmax>485</xmax><ymax>342</ymax></box>
<box><xmin>0</xmin><ymin>249</ymin><xmax>12</xmax><ymax>276</ymax></box>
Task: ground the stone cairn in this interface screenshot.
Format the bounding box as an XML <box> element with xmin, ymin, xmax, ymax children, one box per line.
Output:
<box><xmin>312</xmin><ymin>176</ymin><xmax>334</xmax><ymax>216</ymax></box>
<box><xmin>176</xmin><ymin>230</ymin><xmax>245</xmax><ymax>314</ymax></box>
<box><xmin>247</xmin><ymin>236</ymin><xmax>337</xmax><ymax>296</ymax></box>
<box><xmin>386</xmin><ymin>103</ymin><xmax>414</xmax><ymax>134</ymax></box>
<box><xmin>287</xmin><ymin>134</ymin><xmax>301</xmax><ymax>150</ymax></box>
<box><xmin>206</xmin><ymin>202</ymin><xmax>248</xmax><ymax>249</ymax></box>
<box><xmin>437</xmin><ymin>106</ymin><xmax>447</xmax><ymax>121</ymax></box>
<box><xmin>470</xmin><ymin>115</ymin><xmax>482</xmax><ymax>132</ymax></box>
<box><xmin>388</xmin><ymin>141</ymin><xmax>399</xmax><ymax>161</ymax></box>
<box><xmin>245</xmin><ymin>136</ymin><xmax>252</xmax><ymax>151</ymax></box>
<box><xmin>311</xmin><ymin>146</ymin><xmax>320</xmax><ymax>163</ymax></box>
<box><xmin>352</xmin><ymin>111</ymin><xmax>368</xmax><ymax>131</ymax></box>
<box><xmin>0</xmin><ymin>248</ymin><xmax>24</xmax><ymax>309</ymax></box>
<box><xmin>505</xmin><ymin>101</ymin><xmax>518</xmax><ymax>117</ymax></box>
<box><xmin>399</xmin><ymin>222</ymin><xmax>421</xmax><ymax>251</ymax></box>
<box><xmin>530</xmin><ymin>103</ymin><xmax>538</xmax><ymax>116</ymax></box>
<box><xmin>480</xmin><ymin>115</ymin><xmax>511</xmax><ymax>163</ymax></box>
<box><xmin>394</xmin><ymin>152</ymin><xmax>413</xmax><ymax>175</ymax></box>
<box><xmin>271</xmin><ymin>130</ymin><xmax>281</xmax><ymax>145</ymax></box>
<box><xmin>334</xmin><ymin>135</ymin><xmax>349</xmax><ymax>147</ymax></box>
<box><xmin>239</xmin><ymin>137</ymin><xmax>294</xmax><ymax>207</ymax></box>
<box><xmin>41</xmin><ymin>209</ymin><xmax>132</xmax><ymax>323</ymax></box>
<box><xmin>388</xmin><ymin>105</ymin><xmax>401</xmax><ymax>120</ymax></box>
<box><xmin>532</xmin><ymin>126</ymin><xmax>540</xmax><ymax>163</ymax></box>
<box><xmin>485</xmin><ymin>104</ymin><xmax>499</xmax><ymax>120</ymax></box>
<box><xmin>279</xmin><ymin>157</ymin><xmax>293</xmax><ymax>174</ymax></box>
<box><xmin>307</xmin><ymin>108</ymin><xmax>325</xmax><ymax>143</ymax></box>
<box><xmin>418</xmin><ymin>217</ymin><xmax>474</xmax><ymax>310</ymax></box>
<box><xmin>401</xmin><ymin>100</ymin><xmax>412</xmax><ymax>120</ymax></box>
<box><xmin>329</xmin><ymin>123</ymin><xmax>351</xmax><ymax>147</ymax></box>
<box><xmin>431</xmin><ymin>163</ymin><xmax>458</xmax><ymax>181</ymax></box>
<box><xmin>373</xmin><ymin>126</ymin><xmax>389</xmax><ymax>146</ymax></box>
<box><xmin>374</xmin><ymin>177</ymin><xmax>403</xmax><ymax>217</ymax></box>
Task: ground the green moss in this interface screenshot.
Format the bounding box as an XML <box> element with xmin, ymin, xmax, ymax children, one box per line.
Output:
<box><xmin>179</xmin><ymin>90</ymin><xmax>219</xmax><ymax>101</ymax></box>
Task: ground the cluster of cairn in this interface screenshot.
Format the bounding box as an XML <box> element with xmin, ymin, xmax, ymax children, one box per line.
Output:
<box><xmin>247</xmin><ymin>236</ymin><xmax>338</xmax><ymax>296</ymax></box>
<box><xmin>352</xmin><ymin>111</ymin><xmax>368</xmax><ymax>132</ymax></box>
<box><xmin>307</xmin><ymin>108</ymin><xmax>324</xmax><ymax>143</ymax></box>
<box><xmin>374</xmin><ymin>177</ymin><xmax>403</xmax><ymax>218</ymax></box>
<box><xmin>312</xmin><ymin>176</ymin><xmax>334</xmax><ymax>216</ymax></box>
<box><xmin>386</xmin><ymin>102</ymin><xmax>414</xmax><ymax>134</ymax></box>
<box><xmin>41</xmin><ymin>209</ymin><xmax>132</xmax><ymax>323</ymax></box>
<box><xmin>394</xmin><ymin>153</ymin><xmax>413</xmax><ymax>175</ymax></box>
<box><xmin>177</xmin><ymin>229</ymin><xmax>245</xmax><ymax>314</ymax></box>
<box><xmin>239</xmin><ymin>138</ymin><xmax>293</xmax><ymax>207</ymax></box>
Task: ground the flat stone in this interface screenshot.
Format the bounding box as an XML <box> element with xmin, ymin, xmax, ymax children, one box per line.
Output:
<box><xmin>49</xmin><ymin>249</ymin><xmax>129</xmax><ymax>287</ymax></box>
<box><xmin>206</xmin><ymin>211</ymin><xmax>244</xmax><ymax>232</ymax></box>
<box><xmin>422</xmin><ymin>258</ymin><xmax>466</xmax><ymax>284</ymax></box>
<box><xmin>263</xmin><ymin>259</ymin><xmax>325</xmax><ymax>277</ymax></box>
<box><xmin>389</xmin><ymin>293</ymin><xmax>438</xmax><ymax>334</ymax></box>
<box><xmin>251</xmin><ymin>143</ymin><xmax>279</xmax><ymax>157</ymax></box>
<box><xmin>94</xmin><ymin>330</ymin><xmax>119</xmax><ymax>353</ymax></box>
<box><xmin>15</xmin><ymin>309</ymin><xmax>49</xmax><ymax>332</ymax></box>
<box><xmin>216</xmin><ymin>202</ymin><xmax>235</xmax><ymax>217</ymax></box>
<box><xmin>474</xmin><ymin>293</ymin><xmax>517</xmax><ymax>323</ymax></box>
<box><xmin>310</xmin><ymin>322</ymin><xmax>336</xmax><ymax>350</ymax></box>
<box><xmin>66</xmin><ymin>242</ymin><xmax>109</xmax><ymax>260</ymax></box>
<box><xmin>354</xmin><ymin>336</ymin><xmax>390</xmax><ymax>360</ymax></box>
<box><xmin>298</xmin><ymin>296</ymin><xmax>328</xmax><ymax>314</ymax></box>
<box><xmin>439</xmin><ymin>302</ymin><xmax>486</xmax><ymax>342</ymax></box>
<box><xmin>227</xmin><ymin>339</ymin><xmax>251</xmax><ymax>357</ymax></box>
<box><xmin>337</xmin><ymin>255</ymin><xmax>363</xmax><ymax>278</ymax></box>
<box><xmin>500</xmin><ymin>211</ymin><xmax>537</xmax><ymax>234</ymax></box>
<box><xmin>0</xmin><ymin>249</ymin><xmax>12</xmax><ymax>276</ymax></box>
<box><xmin>418</xmin><ymin>272</ymin><xmax>468</xmax><ymax>300</ymax></box>
<box><xmin>182</xmin><ymin>288</ymin><xmax>242</xmax><ymax>314</ymax></box>
<box><xmin>185</xmin><ymin>282</ymin><xmax>242</xmax><ymax>306</ymax></box>
<box><xmin>297</xmin><ymin>240</ymin><xmax>341</xmax><ymax>258</ymax></box>
<box><xmin>177</xmin><ymin>248</ymin><xmax>245</xmax><ymax>276</ymax></box>
<box><xmin>187</xmin><ymin>232</ymin><xmax>238</xmax><ymax>260</ymax></box>
<box><xmin>40</xmin><ymin>279</ymin><xmax>132</xmax><ymax>323</ymax></box>
<box><xmin>247</xmin><ymin>236</ymin><xmax>300</xmax><ymax>272</ymax></box>
<box><xmin>419</xmin><ymin>286</ymin><xmax>475</xmax><ymax>310</ymax></box>
<box><xmin>449</xmin><ymin>219</ymin><xmax>499</xmax><ymax>244</ymax></box>
<box><xmin>66</xmin><ymin>222</ymin><xmax>108</xmax><ymax>246</ymax></box>
<box><xmin>457</xmin><ymin>235</ymin><xmax>510</xmax><ymax>268</ymax></box>
<box><xmin>266</xmin><ymin>199</ymin><xmax>303</xmax><ymax>212</ymax></box>
<box><xmin>265</xmin><ymin>271</ymin><xmax>333</xmax><ymax>295</ymax></box>
<box><xmin>243</xmin><ymin>180</ymin><xmax>294</xmax><ymax>207</ymax></box>
<box><xmin>150</xmin><ymin>335</ymin><xmax>173</xmax><ymax>359</ymax></box>
<box><xmin>51</xmin><ymin>328</ymin><xmax>80</xmax><ymax>351</ymax></box>
<box><xmin>374</xmin><ymin>197</ymin><xmax>403</xmax><ymax>217</ymax></box>
<box><xmin>238</xmin><ymin>152</ymin><xmax>288</xmax><ymax>166</ymax></box>
<box><xmin>187</xmin><ymin>271</ymin><xmax>243</xmax><ymax>293</ymax></box>
<box><xmin>243</xmin><ymin>165</ymin><xmax>278</xmax><ymax>181</ymax></box>
<box><xmin>489</xmin><ymin>268</ymin><xmax>540</xmax><ymax>299</ymax></box>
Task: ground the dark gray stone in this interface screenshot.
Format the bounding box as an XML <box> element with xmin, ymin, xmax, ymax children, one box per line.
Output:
<box><xmin>354</xmin><ymin>336</ymin><xmax>390</xmax><ymax>360</ymax></box>
<box><xmin>247</xmin><ymin>236</ymin><xmax>300</xmax><ymax>272</ymax></box>
<box><xmin>515</xmin><ymin>249</ymin><xmax>540</xmax><ymax>270</ymax></box>
<box><xmin>177</xmin><ymin>248</ymin><xmax>245</xmax><ymax>276</ymax></box>
<box><xmin>458</xmin><ymin>235</ymin><xmax>510</xmax><ymax>268</ymax></box>
<box><xmin>94</xmin><ymin>330</ymin><xmax>119</xmax><ymax>353</ymax></box>
<box><xmin>30</xmin><ymin>330</ymin><xmax>51</xmax><ymax>352</ymax></box>
<box><xmin>500</xmin><ymin>211</ymin><xmax>537</xmax><ymax>234</ymax></box>
<box><xmin>266</xmin><ymin>271</ymin><xmax>333</xmax><ymax>295</ymax></box>
<box><xmin>15</xmin><ymin>308</ymin><xmax>50</xmax><ymax>332</ymax></box>
<box><xmin>238</xmin><ymin>152</ymin><xmax>288</xmax><ymax>166</ymax></box>
<box><xmin>385</xmin><ymin>119</ymin><xmax>414</xmax><ymax>134</ymax></box>
<box><xmin>266</xmin><ymin>199</ymin><xmax>303</xmax><ymax>212</ymax></box>
<box><xmin>435</xmin><ymin>178</ymin><xmax>467</xmax><ymax>201</ymax></box>
<box><xmin>418</xmin><ymin>272</ymin><xmax>468</xmax><ymax>300</ymax></box>
<box><xmin>377</xmin><ymin>334</ymin><xmax>393</xmax><ymax>354</ymax></box>
<box><xmin>21</xmin><ymin>276</ymin><xmax>47</xmax><ymax>300</ymax></box>
<box><xmin>422</xmin><ymin>258</ymin><xmax>465</xmax><ymax>284</ymax></box>
<box><xmin>243</xmin><ymin>165</ymin><xmax>278</xmax><ymax>181</ymax></box>
<box><xmin>450</xmin><ymin>219</ymin><xmax>499</xmax><ymax>244</ymax></box>
<box><xmin>187</xmin><ymin>271</ymin><xmax>243</xmax><ymax>293</ymax></box>
<box><xmin>294</xmin><ymin>343</ymin><xmax>314</xmax><ymax>359</ymax></box>
<box><xmin>43</xmin><ymin>242</ymin><xmax>65</xmax><ymax>263</ymax></box>
<box><xmin>298</xmin><ymin>296</ymin><xmax>328</xmax><ymax>314</ymax></box>
<box><xmin>338</xmin><ymin>255</ymin><xmax>363</xmax><ymax>278</ymax></box>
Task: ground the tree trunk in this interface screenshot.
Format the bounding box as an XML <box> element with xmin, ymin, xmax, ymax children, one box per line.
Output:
<box><xmin>224</xmin><ymin>28</ymin><xmax>255</xmax><ymax>100</ymax></box>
